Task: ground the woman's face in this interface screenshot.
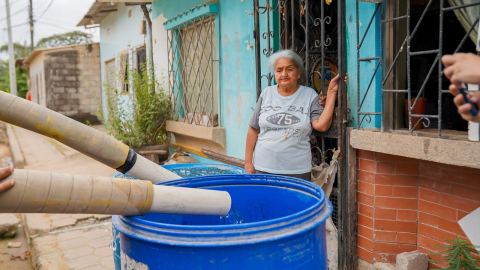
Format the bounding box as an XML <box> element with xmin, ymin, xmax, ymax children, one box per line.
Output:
<box><xmin>274</xmin><ymin>58</ymin><xmax>301</xmax><ymax>89</ymax></box>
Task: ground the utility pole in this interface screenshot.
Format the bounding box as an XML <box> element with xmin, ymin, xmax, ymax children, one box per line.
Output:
<box><xmin>29</xmin><ymin>0</ymin><xmax>33</xmax><ymax>52</ymax></box>
<box><xmin>5</xmin><ymin>0</ymin><xmax>17</xmax><ymax>96</ymax></box>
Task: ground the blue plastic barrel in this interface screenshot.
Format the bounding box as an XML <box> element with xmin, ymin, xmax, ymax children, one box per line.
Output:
<box><xmin>111</xmin><ymin>163</ymin><xmax>246</xmax><ymax>270</ymax></box>
<box><xmin>113</xmin><ymin>174</ymin><xmax>332</xmax><ymax>269</ymax></box>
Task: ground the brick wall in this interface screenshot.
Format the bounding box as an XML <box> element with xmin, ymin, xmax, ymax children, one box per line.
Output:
<box><xmin>356</xmin><ymin>149</ymin><xmax>480</xmax><ymax>268</ymax></box>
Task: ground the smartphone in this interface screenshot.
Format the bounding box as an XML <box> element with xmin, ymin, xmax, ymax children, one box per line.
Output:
<box><xmin>459</xmin><ymin>83</ymin><xmax>479</xmax><ymax>117</ymax></box>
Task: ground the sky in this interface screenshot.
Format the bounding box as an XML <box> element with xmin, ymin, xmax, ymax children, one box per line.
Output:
<box><xmin>0</xmin><ymin>0</ymin><xmax>99</xmax><ymax>58</ymax></box>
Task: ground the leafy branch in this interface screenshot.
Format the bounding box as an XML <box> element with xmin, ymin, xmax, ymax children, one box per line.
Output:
<box><xmin>430</xmin><ymin>235</ymin><xmax>480</xmax><ymax>270</ymax></box>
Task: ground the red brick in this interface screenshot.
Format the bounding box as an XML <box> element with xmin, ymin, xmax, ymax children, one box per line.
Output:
<box><xmin>357</xmin><ymin>192</ymin><xmax>374</xmax><ymax>206</ymax></box>
<box><xmin>375</xmin><ymin>197</ymin><xmax>417</xmax><ymax>210</ymax></box>
<box><xmin>397</xmin><ymin>210</ymin><xmax>417</xmax><ymax>221</ymax></box>
<box><xmin>375</xmin><ymin>220</ymin><xmax>417</xmax><ymax>233</ymax></box>
<box><xmin>442</xmin><ymin>169</ymin><xmax>480</xmax><ymax>189</ymax></box>
<box><xmin>376</xmin><ymin>174</ymin><xmax>417</xmax><ymax>186</ymax></box>
<box><xmin>358</xmin><ymin>225</ymin><xmax>374</xmax><ymax>239</ymax></box>
<box><xmin>442</xmin><ymin>163</ymin><xmax>472</xmax><ymax>173</ymax></box>
<box><xmin>358</xmin><ymin>149</ymin><xmax>375</xmax><ymax>160</ymax></box>
<box><xmin>374</xmin><ymin>230</ymin><xmax>396</xmax><ymax>242</ymax></box>
<box><xmin>452</xmin><ymin>184</ymin><xmax>480</xmax><ymax>202</ymax></box>
<box><xmin>418</xmin><ymin>188</ymin><xmax>440</xmax><ymax>203</ymax></box>
<box><xmin>373</xmin><ymin>253</ymin><xmax>393</xmax><ymax>264</ymax></box>
<box><xmin>418</xmin><ymin>223</ymin><xmax>456</xmax><ymax>243</ymax></box>
<box><xmin>418</xmin><ymin>244</ymin><xmax>450</xmax><ymax>269</ymax></box>
<box><xmin>417</xmin><ymin>234</ymin><xmax>448</xmax><ymax>251</ymax></box>
<box><xmin>418</xmin><ymin>200</ymin><xmax>457</xmax><ymax>220</ymax></box>
<box><xmin>458</xmin><ymin>210</ymin><xmax>469</xmax><ymax>221</ymax></box>
<box><xmin>358</xmin><ymin>214</ymin><xmax>374</xmax><ymax>228</ymax></box>
<box><xmin>358</xmin><ymin>203</ymin><xmax>374</xmax><ymax>217</ymax></box>
<box><xmin>441</xmin><ymin>193</ymin><xmax>480</xmax><ymax>213</ymax></box>
<box><xmin>358</xmin><ymin>180</ymin><xmax>375</xmax><ymax>195</ymax></box>
<box><xmin>358</xmin><ymin>235</ymin><xmax>374</xmax><ymax>251</ymax></box>
<box><xmin>375</xmin><ymin>153</ymin><xmax>417</xmax><ymax>163</ymax></box>
<box><xmin>357</xmin><ymin>169</ymin><xmax>375</xmax><ymax>183</ymax></box>
<box><xmin>358</xmin><ymin>246</ymin><xmax>373</xmax><ymax>263</ymax></box>
<box><xmin>359</xmin><ymin>159</ymin><xmax>376</xmax><ymax>172</ymax></box>
<box><xmin>419</xmin><ymin>211</ymin><xmax>438</xmax><ymax>227</ymax></box>
<box><xmin>438</xmin><ymin>217</ymin><xmax>467</xmax><ymax>237</ymax></box>
<box><xmin>392</xmin><ymin>186</ymin><xmax>418</xmax><ymax>198</ymax></box>
<box><xmin>419</xmin><ymin>162</ymin><xmax>442</xmax><ymax>180</ymax></box>
<box><xmin>377</xmin><ymin>162</ymin><xmax>395</xmax><ymax>174</ymax></box>
<box><xmin>375</xmin><ymin>185</ymin><xmax>393</xmax><ymax>196</ymax></box>
<box><xmin>375</xmin><ymin>208</ymin><xmax>397</xmax><ymax>220</ymax></box>
<box><xmin>397</xmin><ymin>232</ymin><xmax>416</xmax><ymax>244</ymax></box>
<box><xmin>396</xmin><ymin>163</ymin><xmax>419</xmax><ymax>175</ymax></box>
<box><xmin>418</xmin><ymin>176</ymin><xmax>452</xmax><ymax>194</ymax></box>
<box><xmin>373</xmin><ymin>242</ymin><xmax>416</xmax><ymax>254</ymax></box>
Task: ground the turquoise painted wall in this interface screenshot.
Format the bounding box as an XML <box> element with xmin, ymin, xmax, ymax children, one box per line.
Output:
<box><xmin>346</xmin><ymin>0</ymin><xmax>381</xmax><ymax>129</ymax></box>
<box><xmin>99</xmin><ymin>4</ymin><xmax>149</xmax><ymax>117</ymax></box>
<box><xmin>152</xmin><ymin>0</ymin><xmax>263</xmax><ymax>160</ymax></box>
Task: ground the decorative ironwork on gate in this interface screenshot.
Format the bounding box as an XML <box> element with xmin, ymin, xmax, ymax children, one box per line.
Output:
<box><xmin>253</xmin><ymin>0</ymin><xmax>351</xmax><ymax>268</ymax></box>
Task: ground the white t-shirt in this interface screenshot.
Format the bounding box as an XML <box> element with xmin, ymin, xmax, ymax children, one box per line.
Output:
<box><xmin>248</xmin><ymin>85</ymin><xmax>324</xmax><ymax>174</ymax></box>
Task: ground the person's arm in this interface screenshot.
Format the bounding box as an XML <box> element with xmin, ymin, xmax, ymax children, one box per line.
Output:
<box><xmin>245</xmin><ymin>97</ymin><xmax>263</xmax><ymax>174</ymax></box>
<box><xmin>0</xmin><ymin>167</ymin><xmax>14</xmax><ymax>193</ymax></box>
<box><xmin>245</xmin><ymin>127</ymin><xmax>260</xmax><ymax>174</ymax></box>
<box><xmin>312</xmin><ymin>74</ymin><xmax>341</xmax><ymax>131</ymax></box>
<box><xmin>442</xmin><ymin>53</ymin><xmax>480</xmax><ymax>123</ymax></box>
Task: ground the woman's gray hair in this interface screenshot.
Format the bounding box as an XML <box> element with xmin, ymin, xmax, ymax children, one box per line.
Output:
<box><xmin>268</xmin><ymin>50</ymin><xmax>306</xmax><ymax>85</ymax></box>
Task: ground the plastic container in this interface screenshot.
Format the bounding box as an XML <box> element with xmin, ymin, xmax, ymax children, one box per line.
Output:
<box><xmin>112</xmin><ymin>163</ymin><xmax>246</xmax><ymax>269</ymax></box>
<box><xmin>113</xmin><ymin>174</ymin><xmax>332</xmax><ymax>269</ymax></box>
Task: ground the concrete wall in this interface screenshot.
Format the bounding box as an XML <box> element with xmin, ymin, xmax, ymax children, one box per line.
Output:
<box><xmin>43</xmin><ymin>43</ymin><xmax>102</xmax><ymax>124</ymax></box>
<box><xmin>152</xmin><ymin>0</ymin><xmax>259</xmax><ymax>160</ymax></box>
<box><xmin>29</xmin><ymin>53</ymin><xmax>46</xmax><ymax>106</ymax></box>
<box><xmin>99</xmin><ymin>3</ymin><xmax>148</xmax><ymax>117</ymax></box>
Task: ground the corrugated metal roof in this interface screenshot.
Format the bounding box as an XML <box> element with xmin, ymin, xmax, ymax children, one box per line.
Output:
<box><xmin>77</xmin><ymin>1</ymin><xmax>119</xmax><ymax>27</ymax></box>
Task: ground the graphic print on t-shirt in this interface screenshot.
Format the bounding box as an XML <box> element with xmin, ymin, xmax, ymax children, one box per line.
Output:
<box><xmin>266</xmin><ymin>113</ymin><xmax>301</xmax><ymax>126</ymax></box>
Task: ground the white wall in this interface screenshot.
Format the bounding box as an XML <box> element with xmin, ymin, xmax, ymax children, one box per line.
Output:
<box><xmin>28</xmin><ymin>53</ymin><xmax>46</xmax><ymax>107</ymax></box>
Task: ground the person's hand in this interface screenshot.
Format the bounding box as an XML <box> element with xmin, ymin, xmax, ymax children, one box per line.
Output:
<box><xmin>319</xmin><ymin>73</ymin><xmax>348</xmax><ymax>106</ymax></box>
<box><xmin>0</xmin><ymin>167</ymin><xmax>14</xmax><ymax>193</ymax></box>
<box><xmin>442</xmin><ymin>53</ymin><xmax>480</xmax><ymax>85</ymax></box>
<box><xmin>450</xmin><ymin>85</ymin><xmax>480</xmax><ymax>122</ymax></box>
<box><xmin>244</xmin><ymin>162</ymin><xmax>255</xmax><ymax>174</ymax></box>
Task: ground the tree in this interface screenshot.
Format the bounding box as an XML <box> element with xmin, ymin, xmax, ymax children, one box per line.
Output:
<box><xmin>0</xmin><ymin>60</ymin><xmax>28</xmax><ymax>98</ymax></box>
<box><xmin>36</xmin><ymin>31</ymin><xmax>93</xmax><ymax>48</ymax></box>
<box><xmin>0</xmin><ymin>43</ymin><xmax>31</xmax><ymax>59</ymax></box>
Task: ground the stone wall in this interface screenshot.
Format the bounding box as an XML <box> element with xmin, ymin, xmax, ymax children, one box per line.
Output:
<box><xmin>356</xmin><ymin>149</ymin><xmax>480</xmax><ymax>269</ymax></box>
<box><xmin>44</xmin><ymin>43</ymin><xmax>102</xmax><ymax>124</ymax></box>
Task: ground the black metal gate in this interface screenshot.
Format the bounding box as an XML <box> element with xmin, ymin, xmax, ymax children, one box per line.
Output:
<box><xmin>253</xmin><ymin>0</ymin><xmax>355</xmax><ymax>269</ymax></box>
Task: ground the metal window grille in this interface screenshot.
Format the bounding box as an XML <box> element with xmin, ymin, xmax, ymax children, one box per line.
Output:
<box><xmin>167</xmin><ymin>15</ymin><xmax>218</xmax><ymax>127</ymax></box>
<box><xmin>356</xmin><ymin>0</ymin><xmax>480</xmax><ymax>138</ymax></box>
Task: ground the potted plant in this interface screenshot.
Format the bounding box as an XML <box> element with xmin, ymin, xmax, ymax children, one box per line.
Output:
<box><xmin>405</xmin><ymin>90</ymin><xmax>427</xmax><ymax>130</ymax></box>
<box><xmin>101</xmin><ymin>62</ymin><xmax>171</xmax><ymax>164</ymax></box>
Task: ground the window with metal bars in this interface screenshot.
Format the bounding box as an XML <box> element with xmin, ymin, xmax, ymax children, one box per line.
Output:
<box><xmin>356</xmin><ymin>0</ymin><xmax>480</xmax><ymax>139</ymax></box>
<box><xmin>167</xmin><ymin>15</ymin><xmax>219</xmax><ymax>127</ymax></box>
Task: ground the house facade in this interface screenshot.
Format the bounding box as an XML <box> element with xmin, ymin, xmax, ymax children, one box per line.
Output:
<box><xmin>81</xmin><ymin>0</ymin><xmax>480</xmax><ymax>269</ymax></box>
<box><xmin>23</xmin><ymin>43</ymin><xmax>102</xmax><ymax>124</ymax></box>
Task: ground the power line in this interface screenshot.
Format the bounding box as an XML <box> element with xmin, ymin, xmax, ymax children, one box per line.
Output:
<box><xmin>35</xmin><ymin>0</ymin><xmax>53</xmax><ymax>20</ymax></box>
<box><xmin>0</xmin><ymin>5</ymin><xmax>29</xmax><ymax>21</ymax></box>
<box><xmin>36</xmin><ymin>20</ymin><xmax>71</xmax><ymax>31</ymax></box>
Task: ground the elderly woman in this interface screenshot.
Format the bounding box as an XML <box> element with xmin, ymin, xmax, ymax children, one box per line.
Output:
<box><xmin>245</xmin><ymin>50</ymin><xmax>346</xmax><ymax>181</ymax></box>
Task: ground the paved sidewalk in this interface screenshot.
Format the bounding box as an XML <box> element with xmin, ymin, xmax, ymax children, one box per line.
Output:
<box><xmin>11</xmin><ymin>125</ymin><xmax>118</xmax><ymax>270</ymax></box>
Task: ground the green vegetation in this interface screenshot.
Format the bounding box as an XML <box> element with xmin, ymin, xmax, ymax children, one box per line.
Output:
<box><xmin>102</xmin><ymin>62</ymin><xmax>171</xmax><ymax>148</ymax></box>
<box><xmin>430</xmin><ymin>235</ymin><xmax>480</xmax><ymax>270</ymax></box>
